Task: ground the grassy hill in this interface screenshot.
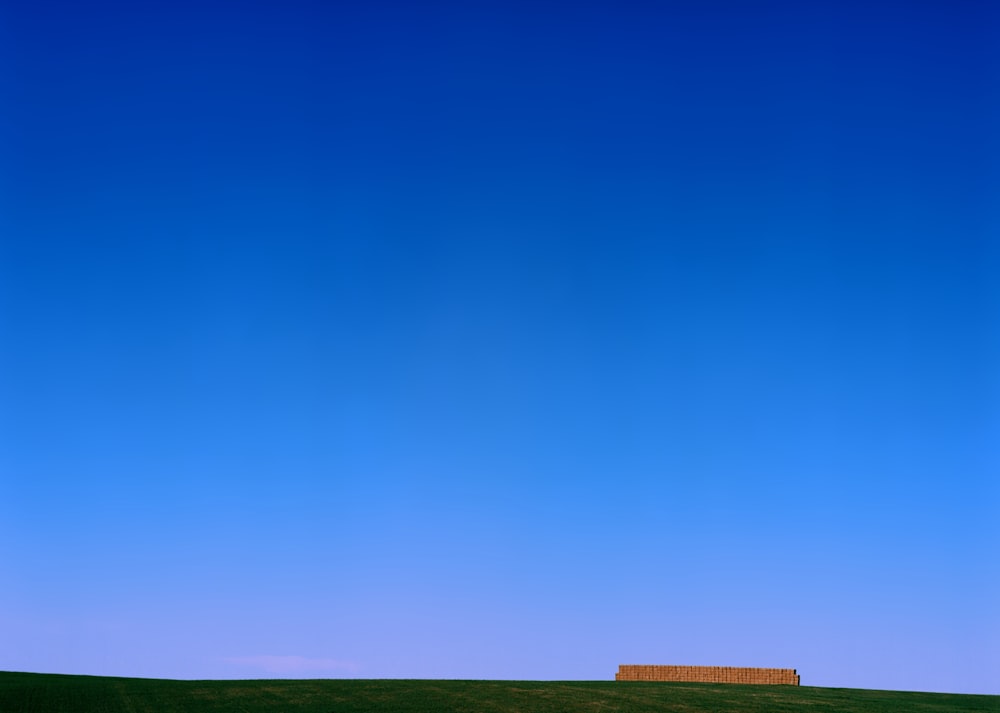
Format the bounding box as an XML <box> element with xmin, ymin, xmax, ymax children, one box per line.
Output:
<box><xmin>1</xmin><ymin>671</ymin><xmax>997</xmax><ymax>713</ymax></box>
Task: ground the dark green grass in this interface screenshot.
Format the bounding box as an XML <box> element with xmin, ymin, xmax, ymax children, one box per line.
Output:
<box><xmin>1</xmin><ymin>672</ymin><xmax>997</xmax><ymax>713</ymax></box>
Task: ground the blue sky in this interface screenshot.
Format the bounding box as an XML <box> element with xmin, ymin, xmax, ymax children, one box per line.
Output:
<box><xmin>1</xmin><ymin>0</ymin><xmax>998</xmax><ymax>695</ymax></box>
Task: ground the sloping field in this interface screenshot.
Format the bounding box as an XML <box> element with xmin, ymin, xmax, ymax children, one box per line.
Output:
<box><xmin>1</xmin><ymin>671</ymin><xmax>997</xmax><ymax>713</ymax></box>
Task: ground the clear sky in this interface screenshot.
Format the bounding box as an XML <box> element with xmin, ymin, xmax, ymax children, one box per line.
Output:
<box><xmin>1</xmin><ymin>0</ymin><xmax>998</xmax><ymax>696</ymax></box>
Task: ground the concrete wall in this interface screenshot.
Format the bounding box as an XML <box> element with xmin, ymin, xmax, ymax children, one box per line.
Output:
<box><xmin>616</xmin><ymin>665</ymin><xmax>800</xmax><ymax>685</ymax></box>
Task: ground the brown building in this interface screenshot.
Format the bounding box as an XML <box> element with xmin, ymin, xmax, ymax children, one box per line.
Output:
<box><xmin>616</xmin><ymin>665</ymin><xmax>800</xmax><ymax>685</ymax></box>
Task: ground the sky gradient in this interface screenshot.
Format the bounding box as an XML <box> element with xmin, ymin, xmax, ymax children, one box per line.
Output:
<box><xmin>1</xmin><ymin>0</ymin><xmax>998</xmax><ymax>695</ymax></box>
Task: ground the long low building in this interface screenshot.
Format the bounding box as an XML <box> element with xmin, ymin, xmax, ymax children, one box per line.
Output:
<box><xmin>616</xmin><ymin>665</ymin><xmax>800</xmax><ymax>685</ymax></box>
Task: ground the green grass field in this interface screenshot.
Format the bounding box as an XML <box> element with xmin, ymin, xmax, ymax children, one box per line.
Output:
<box><xmin>1</xmin><ymin>671</ymin><xmax>997</xmax><ymax>713</ymax></box>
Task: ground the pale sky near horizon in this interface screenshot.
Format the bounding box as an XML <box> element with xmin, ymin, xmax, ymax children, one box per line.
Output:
<box><xmin>1</xmin><ymin>0</ymin><xmax>998</xmax><ymax>695</ymax></box>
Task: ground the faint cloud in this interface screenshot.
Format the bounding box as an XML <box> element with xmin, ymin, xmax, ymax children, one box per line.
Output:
<box><xmin>224</xmin><ymin>655</ymin><xmax>360</xmax><ymax>676</ymax></box>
